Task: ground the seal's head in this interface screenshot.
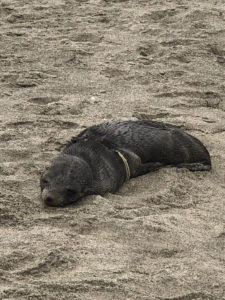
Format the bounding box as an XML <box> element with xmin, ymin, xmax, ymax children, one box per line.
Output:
<box><xmin>40</xmin><ymin>154</ymin><xmax>93</xmax><ymax>207</ymax></box>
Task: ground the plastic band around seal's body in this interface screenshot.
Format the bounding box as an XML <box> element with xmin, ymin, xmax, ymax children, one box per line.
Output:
<box><xmin>115</xmin><ymin>150</ymin><xmax>130</xmax><ymax>182</ymax></box>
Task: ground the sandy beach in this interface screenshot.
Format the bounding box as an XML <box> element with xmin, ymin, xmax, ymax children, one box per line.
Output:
<box><xmin>0</xmin><ymin>0</ymin><xmax>225</xmax><ymax>299</ymax></box>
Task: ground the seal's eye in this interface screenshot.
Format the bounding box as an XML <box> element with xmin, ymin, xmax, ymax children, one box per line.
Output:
<box><xmin>41</xmin><ymin>179</ymin><xmax>49</xmax><ymax>185</ymax></box>
<box><xmin>66</xmin><ymin>188</ymin><xmax>76</xmax><ymax>195</ymax></box>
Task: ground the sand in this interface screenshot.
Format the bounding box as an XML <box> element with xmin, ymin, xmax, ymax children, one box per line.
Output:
<box><xmin>0</xmin><ymin>0</ymin><xmax>225</xmax><ymax>299</ymax></box>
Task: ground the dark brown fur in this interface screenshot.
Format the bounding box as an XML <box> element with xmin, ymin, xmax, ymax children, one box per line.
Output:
<box><xmin>41</xmin><ymin>120</ymin><xmax>211</xmax><ymax>207</ymax></box>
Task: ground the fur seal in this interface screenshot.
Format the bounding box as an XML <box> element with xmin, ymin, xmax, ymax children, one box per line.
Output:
<box><xmin>40</xmin><ymin>120</ymin><xmax>211</xmax><ymax>207</ymax></box>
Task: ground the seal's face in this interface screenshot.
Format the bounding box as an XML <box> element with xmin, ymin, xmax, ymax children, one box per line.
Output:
<box><xmin>40</xmin><ymin>155</ymin><xmax>93</xmax><ymax>207</ymax></box>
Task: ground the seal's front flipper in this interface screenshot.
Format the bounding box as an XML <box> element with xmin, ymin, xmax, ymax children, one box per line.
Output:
<box><xmin>176</xmin><ymin>162</ymin><xmax>211</xmax><ymax>171</ymax></box>
<box><xmin>135</xmin><ymin>162</ymin><xmax>163</xmax><ymax>177</ymax></box>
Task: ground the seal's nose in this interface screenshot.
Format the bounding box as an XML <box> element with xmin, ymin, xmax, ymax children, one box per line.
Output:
<box><xmin>41</xmin><ymin>188</ymin><xmax>62</xmax><ymax>207</ymax></box>
<box><xmin>45</xmin><ymin>196</ymin><xmax>54</xmax><ymax>205</ymax></box>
